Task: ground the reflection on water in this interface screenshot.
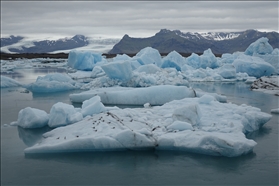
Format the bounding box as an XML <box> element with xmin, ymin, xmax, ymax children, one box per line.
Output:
<box><xmin>246</xmin><ymin>126</ymin><xmax>272</xmax><ymax>140</ymax></box>
<box><xmin>1</xmin><ymin>67</ymin><xmax>70</xmax><ymax>84</ymax></box>
<box><xmin>17</xmin><ymin>126</ymin><xmax>52</xmax><ymax>147</ymax></box>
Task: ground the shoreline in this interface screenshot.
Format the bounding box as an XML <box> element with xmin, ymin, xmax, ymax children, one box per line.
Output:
<box><xmin>0</xmin><ymin>52</ymin><xmax>221</xmax><ymax>60</ymax></box>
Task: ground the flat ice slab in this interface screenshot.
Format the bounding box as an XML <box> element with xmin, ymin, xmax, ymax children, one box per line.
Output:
<box><xmin>70</xmin><ymin>85</ymin><xmax>196</xmax><ymax>106</ymax></box>
<box><xmin>24</xmin><ymin>95</ymin><xmax>271</xmax><ymax>157</ymax></box>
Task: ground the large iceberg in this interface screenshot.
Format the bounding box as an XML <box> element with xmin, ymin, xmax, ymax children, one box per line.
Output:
<box><xmin>244</xmin><ymin>37</ymin><xmax>273</xmax><ymax>56</ymax></box>
<box><xmin>161</xmin><ymin>51</ymin><xmax>185</xmax><ymax>71</ymax></box>
<box><xmin>1</xmin><ymin>75</ymin><xmax>22</xmax><ymax>88</ymax></box>
<box><xmin>186</xmin><ymin>49</ymin><xmax>220</xmax><ymax>69</ymax></box>
<box><xmin>244</xmin><ymin>37</ymin><xmax>278</xmax><ymax>74</ymax></box>
<box><xmin>101</xmin><ymin>60</ymin><xmax>133</xmax><ymax>81</ymax></box>
<box><xmin>26</xmin><ymin>73</ymin><xmax>80</xmax><ymax>93</ymax></box>
<box><xmin>67</xmin><ymin>50</ymin><xmax>105</xmax><ymax>71</ymax></box>
<box><xmin>134</xmin><ymin>47</ymin><xmax>162</xmax><ymax>67</ymax></box>
<box><xmin>253</xmin><ymin>49</ymin><xmax>279</xmax><ymax>74</ymax></box>
<box><xmin>233</xmin><ymin>54</ymin><xmax>276</xmax><ymax>78</ymax></box>
<box><xmin>24</xmin><ymin>95</ymin><xmax>271</xmax><ymax>157</ymax></box>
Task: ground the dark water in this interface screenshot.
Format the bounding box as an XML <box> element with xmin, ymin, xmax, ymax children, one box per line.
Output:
<box><xmin>1</xmin><ymin>70</ymin><xmax>278</xmax><ymax>186</ymax></box>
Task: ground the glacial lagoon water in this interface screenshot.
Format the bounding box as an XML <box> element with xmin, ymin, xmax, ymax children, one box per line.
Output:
<box><xmin>1</xmin><ymin>68</ymin><xmax>278</xmax><ymax>186</ymax></box>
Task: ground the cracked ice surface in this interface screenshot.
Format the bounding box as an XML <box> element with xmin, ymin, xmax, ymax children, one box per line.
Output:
<box><xmin>24</xmin><ymin>95</ymin><xmax>271</xmax><ymax>157</ymax></box>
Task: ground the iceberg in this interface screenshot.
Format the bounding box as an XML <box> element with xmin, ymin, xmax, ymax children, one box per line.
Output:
<box><xmin>233</xmin><ymin>54</ymin><xmax>276</xmax><ymax>78</ymax></box>
<box><xmin>101</xmin><ymin>60</ymin><xmax>133</xmax><ymax>81</ymax></box>
<box><xmin>70</xmin><ymin>85</ymin><xmax>196</xmax><ymax>106</ymax></box>
<box><xmin>24</xmin><ymin>95</ymin><xmax>271</xmax><ymax>157</ymax></box>
<box><xmin>67</xmin><ymin>50</ymin><xmax>105</xmax><ymax>71</ymax></box>
<box><xmin>17</xmin><ymin>107</ymin><xmax>49</xmax><ymax>128</ymax></box>
<box><xmin>199</xmin><ymin>49</ymin><xmax>220</xmax><ymax>69</ymax></box>
<box><xmin>217</xmin><ymin>64</ymin><xmax>236</xmax><ymax>79</ymax></box>
<box><xmin>244</xmin><ymin>37</ymin><xmax>273</xmax><ymax>56</ymax></box>
<box><xmin>26</xmin><ymin>73</ymin><xmax>79</xmax><ymax>93</ymax></box>
<box><xmin>80</xmin><ymin>68</ymin><xmax>189</xmax><ymax>89</ymax></box>
<box><xmin>161</xmin><ymin>51</ymin><xmax>185</xmax><ymax>71</ymax></box>
<box><xmin>81</xmin><ymin>96</ymin><xmax>107</xmax><ymax>117</ymax></box>
<box><xmin>1</xmin><ymin>75</ymin><xmax>22</xmax><ymax>88</ymax></box>
<box><xmin>134</xmin><ymin>47</ymin><xmax>162</xmax><ymax>67</ymax></box>
<box><xmin>48</xmin><ymin>102</ymin><xmax>83</xmax><ymax>128</ymax></box>
<box><xmin>220</xmin><ymin>53</ymin><xmax>236</xmax><ymax>64</ymax></box>
<box><xmin>185</xmin><ymin>49</ymin><xmax>220</xmax><ymax>69</ymax></box>
<box><xmin>91</xmin><ymin>66</ymin><xmax>106</xmax><ymax>78</ymax></box>
<box><xmin>253</xmin><ymin>49</ymin><xmax>279</xmax><ymax>74</ymax></box>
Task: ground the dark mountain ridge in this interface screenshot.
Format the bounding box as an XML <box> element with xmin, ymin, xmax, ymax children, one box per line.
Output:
<box><xmin>109</xmin><ymin>29</ymin><xmax>279</xmax><ymax>54</ymax></box>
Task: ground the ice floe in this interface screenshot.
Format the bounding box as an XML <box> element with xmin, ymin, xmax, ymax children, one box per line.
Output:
<box><xmin>70</xmin><ymin>85</ymin><xmax>196</xmax><ymax>106</ymax></box>
<box><xmin>23</xmin><ymin>94</ymin><xmax>271</xmax><ymax>157</ymax></box>
<box><xmin>26</xmin><ymin>73</ymin><xmax>81</xmax><ymax>93</ymax></box>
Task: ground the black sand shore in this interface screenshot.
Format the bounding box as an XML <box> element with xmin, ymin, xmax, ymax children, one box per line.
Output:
<box><xmin>0</xmin><ymin>52</ymin><xmax>221</xmax><ymax>60</ymax></box>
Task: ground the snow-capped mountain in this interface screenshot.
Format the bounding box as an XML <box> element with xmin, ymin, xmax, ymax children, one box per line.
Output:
<box><xmin>199</xmin><ymin>32</ymin><xmax>242</xmax><ymax>41</ymax></box>
<box><xmin>109</xmin><ymin>29</ymin><xmax>279</xmax><ymax>54</ymax></box>
<box><xmin>1</xmin><ymin>35</ymin><xmax>24</xmax><ymax>47</ymax></box>
<box><xmin>158</xmin><ymin>29</ymin><xmax>242</xmax><ymax>41</ymax></box>
<box><xmin>0</xmin><ymin>35</ymin><xmax>120</xmax><ymax>54</ymax></box>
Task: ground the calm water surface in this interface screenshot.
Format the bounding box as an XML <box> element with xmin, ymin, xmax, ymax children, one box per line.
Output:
<box><xmin>1</xmin><ymin>69</ymin><xmax>278</xmax><ymax>186</ymax></box>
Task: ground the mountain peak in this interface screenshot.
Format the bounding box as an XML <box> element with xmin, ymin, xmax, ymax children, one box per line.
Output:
<box><xmin>158</xmin><ymin>29</ymin><xmax>172</xmax><ymax>34</ymax></box>
<box><xmin>72</xmin><ymin>35</ymin><xmax>86</xmax><ymax>41</ymax></box>
<box><xmin>123</xmin><ymin>34</ymin><xmax>130</xmax><ymax>39</ymax></box>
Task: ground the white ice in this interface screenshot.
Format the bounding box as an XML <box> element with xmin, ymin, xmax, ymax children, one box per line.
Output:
<box><xmin>133</xmin><ymin>47</ymin><xmax>162</xmax><ymax>67</ymax></box>
<box><xmin>70</xmin><ymin>85</ymin><xmax>196</xmax><ymax>106</ymax></box>
<box><xmin>233</xmin><ymin>54</ymin><xmax>275</xmax><ymax>78</ymax></box>
<box><xmin>16</xmin><ymin>107</ymin><xmax>49</xmax><ymax>128</ymax></box>
<box><xmin>26</xmin><ymin>73</ymin><xmax>81</xmax><ymax>93</ymax></box>
<box><xmin>186</xmin><ymin>49</ymin><xmax>220</xmax><ymax>69</ymax></box>
<box><xmin>244</xmin><ymin>37</ymin><xmax>273</xmax><ymax>56</ymax></box>
<box><xmin>24</xmin><ymin>95</ymin><xmax>271</xmax><ymax>157</ymax></box>
<box><xmin>67</xmin><ymin>50</ymin><xmax>106</xmax><ymax>71</ymax></box>
<box><xmin>48</xmin><ymin>102</ymin><xmax>83</xmax><ymax>128</ymax></box>
<box><xmin>161</xmin><ymin>51</ymin><xmax>185</xmax><ymax>71</ymax></box>
<box><xmin>101</xmin><ymin>60</ymin><xmax>133</xmax><ymax>81</ymax></box>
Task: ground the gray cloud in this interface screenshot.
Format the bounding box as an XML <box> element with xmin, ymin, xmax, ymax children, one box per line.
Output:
<box><xmin>1</xmin><ymin>1</ymin><xmax>278</xmax><ymax>39</ymax></box>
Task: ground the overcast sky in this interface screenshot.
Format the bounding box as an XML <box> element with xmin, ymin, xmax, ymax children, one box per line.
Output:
<box><xmin>1</xmin><ymin>1</ymin><xmax>278</xmax><ymax>39</ymax></box>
